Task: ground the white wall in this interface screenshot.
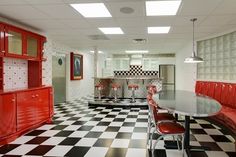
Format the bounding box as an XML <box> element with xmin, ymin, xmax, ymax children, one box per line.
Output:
<box><xmin>176</xmin><ymin>42</ymin><xmax>197</xmax><ymax>91</ymax></box>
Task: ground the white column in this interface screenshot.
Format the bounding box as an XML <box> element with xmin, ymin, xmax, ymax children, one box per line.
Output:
<box><xmin>94</xmin><ymin>46</ymin><xmax>98</xmax><ymax>77</ymax></box>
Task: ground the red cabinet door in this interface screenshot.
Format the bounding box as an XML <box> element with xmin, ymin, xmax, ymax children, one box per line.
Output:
<box><xmin>49</xmin><ymin>87</ymin><xmax>54</xmax><ymax>117</ymax></box>
<box><xmin>17</xmin><ymin>91</ymin><xmax>36</xmax><ymax>131</ymax></box>
<box><xmin>35</xmin><ymin>88</ymin><xmax>49</xmax><ymax>123</ymax></box>
<box><xmin>0</xmin><ymin>93</ymin><xmax>16</xmax><ymax>138</ymax></box>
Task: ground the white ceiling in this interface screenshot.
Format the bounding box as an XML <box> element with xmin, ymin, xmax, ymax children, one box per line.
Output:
<box><xmin>0</xmin><ymin>0</ymin><xmax>236</xmax><ymax>54</ymax></box>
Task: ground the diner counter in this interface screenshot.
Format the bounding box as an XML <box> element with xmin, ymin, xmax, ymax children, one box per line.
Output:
<box><xmin>94</xmin><ymin>76</ymin><xmax>162</xmax><ymax>98</ymax></box>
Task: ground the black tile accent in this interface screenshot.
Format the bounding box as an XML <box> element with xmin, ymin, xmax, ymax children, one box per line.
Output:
<box><xmin>54</xmin><ymin>131</ymin><xmax>73</xmax><ymax>137</ymax></box>
<box><xmin>199</xmin><ymin>142</ymin><xmax>223</xmax><ymax>151</ymax></box>
<box><xmin>188</xmin><ymin>151</ymin><xmax>208</xmax><ymax>157</ymax></box>
<box><xmin>72</xmin><ymin>121</ymin><xmax>87</xmax><ymax>125</ymax></box>
<box><xmin>122</xmin><ymin>122</ymin><xmax>136</xmax><ymax>127</ymax></box>
<box><xmin>210</xmin><ymin>135</ymin><xmax>231</xmax><ymax>142</ymax></box>
<box><xmin>51</xmin><ymin>125</ymin><xmax>68</xmax><ymax>130</ymax></box>
<box><xmin>97</xmin><ymin>122</ymin><xmax>111</xmax><ymax>126</ymax></box>
<box><xmin>191</xmin><ymin>129</ymin><xmax>207</xmax><ymax>134</ymax></box>
<box><xmin>78</xmin><ymin>126</ymin><xmax>94</xmax><ymax>131</ymax></box>
<box><xmin>25</xmin><ymin>130</ymin><xmax>45</xmax><ymax>136</ymax></box>
<box><xmin>199</xmin><ymin>124</ymin><xmax>216</xmax><ymax>129</ymax></box>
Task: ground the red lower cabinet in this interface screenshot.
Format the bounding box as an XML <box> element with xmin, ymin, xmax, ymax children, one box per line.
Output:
<box><xmin>0</xmin><ymin>93</ymin><xmax>16</xmax><ymax>138</ymax></box>
<box><xmin>35</xmin><ymin>88</ymin><xmax>49</xmax><ymax>123</ymax></box>
<box><xmin>17</xmin><ymin>90</ymin><xmax>36</xmax><ymax>131</ymax></box>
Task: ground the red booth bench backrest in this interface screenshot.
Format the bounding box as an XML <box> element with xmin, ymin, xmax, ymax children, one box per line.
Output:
<box><xmin>195</xmin><ymin>81</ymin><xmax>236</xmax><ymax>109</ymax></box>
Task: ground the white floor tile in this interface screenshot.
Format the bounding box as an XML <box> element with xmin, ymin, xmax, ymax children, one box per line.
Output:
<box><xmin>100</xmin><ymin>132</ymin><xmax>118</xmax><ymax>139</ymax></box>
<box><xmin>91</xmin><ymin>126</ymin><xmax>108</xmax><ymax>132</ymax></box>
<box><xmin>131</xmin><ymin>133</ymin><xmax>147</xmax><ymax>139</ymax></box>
<box><xmin>101</xmin><ymin>118</ymin><xmax>114</xmax><ymax>122</ymax></box>
<box><xmin>41</xmin><ymin>137</ymin><xmax>66</xmax><ymax>145</ymax></box>
<box><xmin>111</xmin><ymin>139</ymin><xmax>130</xmax><ymax>148</ymax></box>
<box><xmin>38</xmin><ymin>130</ymin><xmax>60</xmax><ymax>137</ymax></box>
<box><xmin>194</xmin><ymin>134</ymin><xmax>214</xmax><ymax>142</ymax></box>
<box><xmin>135</xmin><ymin>122</ymin><xmax>148</xmax><ymax>127</ymax></box>
<box><xmin>126</xmin><ymin>148</ymin><xmax>146</xmax><ymax>157</ymax></box>
<box><xmin>69</xmin><ymin>131</ymin><xmax>89</xmax><ymax>138</ymax></box>
<box><xmin>165</xmin><ymin>149</ymin><xmax>183</xmax><ymax>157</ymax></box>
<box><xmin>109</xmin><ymin>122</ymin><xmax>123</xmax><ymax>127</ymax></box>
<box><xmin>84</xmin><ymin>121</ymin><xmax>99</xmax><ymax>126</ymax></box>
<box><xmin>79</xmin><ymin>117</ymin><xmax>93</xmax><ymax>121</ymax></box>
<box><xmin>36</xmin><ymin>124</ymin><xmax>56</xmax><ymax>130</ymax></box>
<box><xmin>84</xmin><ymin>147</ymin><xmax>108</xmax><ymax>157</ymax></box>
<box><xmin>75</xmin><ymin>138</ymin><xmax>97</xmax><ymax>146</ymax></box>
<box><xmin>60</xmin><ymin>121</ymin><xmax>75</xmax><ymax>125</ymax></box>
<box><xmin>7</xmin><ymin>144</ymin><xmax>37</xmax><ymax>155</ymax></box>
<box><xmin>205</xmin><ymin>151</ymin><xmax>229</xmax><ymax>157</ymax></box>
<box><xmin>217</xmin><ymin>142</ymin><xmax>236</xmax><ymax>152</ymax></box>
<box><xmin>44</xmin><ymin>145</ymin><xmax>73</xmax><ymax>157</ymax></box>
<box><xmin>10</xmin><ymin>136</ymin><xmax>35</xmax><ymax>144</ymax></box>
<box><xmin>63</xmin><ymin>125</ymin><xmax>81</xmax><ymax>131</ymax></box>
<box><xmin>124</xmin><ymin>118</ymin><xmax>136</xmax><ymax>122</ymax></box>
<box><xmin>204</xmin><ymin>129</ymin><xmax>223</xmax><ymax>135</ymax></box>
<box><xmin>118</xmin><ymin>127</ymin><xmax>134</xmax><ymax>133</ymax></box>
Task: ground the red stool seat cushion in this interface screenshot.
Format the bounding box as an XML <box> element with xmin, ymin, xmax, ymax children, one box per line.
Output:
<box><xmin>128</xmin><ymin>84</ymin><xmax>139</xmax><ymax>89</ymax></box>
<box><xmin>111</xmin><ymin>84</ymin><xmax>120</xmax><ymax>89</ymax></box>
<box><xmin>157</xmin><ymin>122</ymin><xmax>185</xmax><ymax>134</ymax></box>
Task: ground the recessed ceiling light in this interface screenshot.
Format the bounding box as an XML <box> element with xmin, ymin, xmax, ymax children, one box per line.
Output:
<box><xmin>146</xmin><ymin>0</ymin><xmax>181</xmax><ymax>16</ymax></box>
<box><xmin>70</xmin><ymin>3</ymin><xmax>112</xmax><ymax>18</ymax></box>
<box><xmin>148</xmin><ymin>27</ymin><xmax>170</xmax><ymax>34</ymax></box>
<box><xmin>99</xmin><ymin>27</ymin><xmax>124</xmax><ymax>34</ymax></box>
<box><xmin>125</xmin><ymin>50</ymin><xmax>149</xmax><ymax>54</ymax></box>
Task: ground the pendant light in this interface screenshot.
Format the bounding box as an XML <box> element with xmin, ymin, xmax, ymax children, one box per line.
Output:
<box><xmin>184</xmin><ymin>18</ymin><xmax>204</xmax><ymax>63</ymax></box>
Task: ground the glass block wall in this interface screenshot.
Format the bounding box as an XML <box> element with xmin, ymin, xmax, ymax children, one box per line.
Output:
<box><xmin>197</xmin><ymin>31</ymin><xmax>236</xmax><ymax>81</ymax></box>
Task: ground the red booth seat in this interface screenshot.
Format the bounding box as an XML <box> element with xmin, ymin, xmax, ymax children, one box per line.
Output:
<box><xmin>195</xmin><ymin>81</ymin><xmax>236</xmax><ymax>134</ymax></box>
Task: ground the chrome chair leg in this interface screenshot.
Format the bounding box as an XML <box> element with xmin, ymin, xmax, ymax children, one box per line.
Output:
<box><xmin>152</xmin><ymin>135</ymin><xmax>164</xmax><ymax>156</ymax></box>
<box><xmin>182</xmin><ymin>134</ymin><xmax>185</xmax><ymax>157</ymax></box>
<box><xmin>177</xmin><ymin>135</ymin><xmax>180</xmax><ymax>150</ymax></box>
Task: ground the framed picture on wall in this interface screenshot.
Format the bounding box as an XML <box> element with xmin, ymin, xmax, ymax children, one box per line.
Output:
<box><xmin>70</xmin><ymin>52</ymin><xmax>83</xmax><ymax>80</ymax></box>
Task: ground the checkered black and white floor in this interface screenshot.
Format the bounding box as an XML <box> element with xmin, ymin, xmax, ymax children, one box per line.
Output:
<box><xmin>0</xmin><ymin>96</ymin><xmax>235</xmax><ymax>157</ymax></box>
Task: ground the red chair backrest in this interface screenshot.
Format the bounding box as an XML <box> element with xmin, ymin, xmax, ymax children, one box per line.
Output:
<box><xmin>195</xmin><ymin>81</ymin><xmax>202</xmax><ymax>94</ymax></box>
<box><xmin>213</xmin><ymin>82</ymin><xmax>223</xmax><ymax>103</ymax></box>
<box><xmin>206</xmin><ymin>82</ymin><xmax>216</xmax><ymax>98</ymax></box>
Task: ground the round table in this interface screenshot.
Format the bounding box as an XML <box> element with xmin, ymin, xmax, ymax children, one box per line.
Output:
<box><xmin>152</xmin><ymin>90</ymin><xmax>221</xmax><ymax>156</ymax></box>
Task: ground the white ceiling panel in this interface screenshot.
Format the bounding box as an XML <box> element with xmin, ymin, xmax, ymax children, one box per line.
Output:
<box><xmin>200</xmin><ymin>15</ymin><xmax>235</xmax><ymax>26</ymax></box>
<box><xmin>211</xmin><ymin>0</ymin><xmax>236</xmax><ymax>15</ymax></box>
<box><xmin>59</xmin><ymin>19</ymin><xmax>91</xmax><ymax>29</ymax></box>
<box><xmin>24</xmin><ymin>0</ymin><xmax>64</xmax><ymax>4</ymax></box>
<box><xmin>178</xmin><ymin>0</ymin><xmax>223</xmax><ymax>16</ymax></box>
<box><xmin>0</xmin><ymin>5</ymin><xmax>49</xmax><ymax>20</ymax></box>
<box><xmin>32</xmin><ymin>4</ymin><xmax>83</xmax><ymax>19</ymax></box>
<box><xmin>0</xmin><ymin>0</ymin><xmax>28</xmax><ymax>5</ymax></box>
<box><xmin>86</xmin><ymin>18</ymin><xmax>117</xmax><ymax>27</ymax></box>
<box><xmin>116</xmin><ymin>17</ymin><xmax>145</xmax><ymax>27</ymax></box>
<box><xmin>146</xmin><ymin>17</ymin><xmax>174</xmax><ymax>27</ymax></box>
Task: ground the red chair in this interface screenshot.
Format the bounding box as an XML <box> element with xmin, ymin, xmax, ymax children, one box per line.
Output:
<box><xmin>195</xmin><ymin>81</ymin><xmax>203</xmax><ymax>94</ymax></box>
<box><xmin>206</xmin><ymin>82</ymin><xmax>216</xmax><ymax>98</ymax></box>
<box><xmin>149</xmin><ymin>104</ymin><xmax>185</xmax><ymax>156</ymax></box>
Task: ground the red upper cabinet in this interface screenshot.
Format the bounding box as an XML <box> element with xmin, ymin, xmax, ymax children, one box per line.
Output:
<box><xmin>0</xmin><ymin>23</ymin><xmax>5</xmax><ymax>56</ymax></box>
<box><xmin>4</xmin><ymin>25</ymin><xmax>25</xmax><ymax>58</ymax></box>
<box><xmin>25</xmin><ymin>32</ymin><xmax>40</xmax><ymax>60</ymax></box>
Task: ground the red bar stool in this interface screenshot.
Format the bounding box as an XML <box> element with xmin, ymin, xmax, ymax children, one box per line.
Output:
<box><xmin>95</xmin><ymin>84</ymin><xmax>104</xmax><ymax>100</ymax></box>
<box><xmin>111</xmin><ymin>83</ymin><xmax>120</xmax><ymax>102</ymax></box>
<box><xmin>128</xmin><ymin>84</ymin><xmax>139</xmax><ymax>103</ymax></box>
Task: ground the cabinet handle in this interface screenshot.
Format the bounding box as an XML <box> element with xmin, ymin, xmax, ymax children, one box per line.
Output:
<box><xmin>32</xmin><ymin>95</ymin><xmax>35</xmax><ymax>98</ymax></box>
<box><xmin>35</xmin><ymin>94</ymin><xmax>39</xmax><ymax>97</ymax></box>
<box><xmin>12</xmin><ymin>99</ymin><xmax>15</xmax><ymax>102</ymax></box>
<box><xmin>2</xmin><ymin>50</ymin><xmax>5</xmax><ymax>53</ymax></box>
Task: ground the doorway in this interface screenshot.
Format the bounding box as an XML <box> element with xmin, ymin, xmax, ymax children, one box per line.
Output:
<box><xmin>159</xmin><ymin>64</ymin><xmax>175</xmax><ymax>90</ymax></box>
<box><xmin>52</xmin><ymin>55</ymin><xmax>66</xmax><ymax>103</ymax></box>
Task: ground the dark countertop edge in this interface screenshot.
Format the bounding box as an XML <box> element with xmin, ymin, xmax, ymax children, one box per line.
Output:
<box><xmin>0</xmin><ymin>85</ymin><xmax>52</xmax><ymax>95</ymax></box>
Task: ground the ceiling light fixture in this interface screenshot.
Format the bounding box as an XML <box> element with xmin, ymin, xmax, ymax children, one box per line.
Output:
<box><xmin>99</xmin><ymin>27</ymin><xmax>124</xmax><ymax>34</ymax></box>
<box><xmin>90</xmin><ymin>50</ymin><xmax>104</xmax><ymax>54</ymax></box>
<box><xmin>184</xmin><ymin>18</ymin><xmax>204</xmax><ymax>63</ymax></box>
<box><xmin>125</xmin><ymin>50</ymin><xmax>149</xmax><ymax>54</ymax></box>
<box><xmin>70</xmin><ymin>3</ymin><xmax>112</xmax><ymax>18</ymax></box>
<box><xmin>145</xmin><ymin>0</ymin><xmax>181</xmax><ymax>16</ymax></box>
<box><xmin>148</xmin><ymin>27</ymin><xmax>170</xmax><ymax>34</ymax></box>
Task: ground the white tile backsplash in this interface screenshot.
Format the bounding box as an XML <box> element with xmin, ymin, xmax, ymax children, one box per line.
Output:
<box><xmin>3</xmin><ymin>58</ymin><xmax>28</xmax><ymax>90</ymax></box>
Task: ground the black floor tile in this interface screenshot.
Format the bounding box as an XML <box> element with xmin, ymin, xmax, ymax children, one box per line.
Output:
<box><xmin>54</xmin><ymin>131</ymin><xmax>73</xmax><ymax>137</ymax></box>
<box><xmin>72</xmin><ymin>121</ymin><xmax>87</xmax><ymax>125</ymax></box>
<box><xmin>93</xmin><ymin>139</ymin><xmax>113</xmax><ymax>147</ymax></box>
<box><xmin>137</xmin><ymin>119</ymin><xmax>148</xmax><ymax>122</ymax></box>
<box><xmin>210</xmin><ymin>135</ymin><xmax>231</xmax><ymax>142</ymax></box>
<box><xmin>59</xmin><ymin>138</ymin><xmax>81</xmax><ymax>145</ymax></box>
<box><xmin>97</xmin><ymin>122</ymin><xmax>111</xmax><ymax>126</ymax></box>
<box><xmin>85</xmin><ymin>131</ymin><xmax>102</xmax><ymax>138</ymax></box>
<box><xmin>191</xmin><ymin>129</ymin><xmax>207</xmax><ymax>134</ymax></box>
<box><xmin>227</xmin><ymin>152</ymin><xmax>236</xmax><ymax>157</ymax></box>
<box><xmin>113</xmin><ymin>118</ymin><xmax>125</xmax><ymax>122</ymax></box>
<box><xmin>188</xmin><ymin>151</ymin><xmax>208</xmax><ymax>157</ymax></box>
<box><xmin>51</xmin><ymin>125</ymin><xmax>68</xmax><ymax>130</ymax></box>
<box><xmin>105</xmin><ymin>115</ymin><xmax>116</xmax><ymax>118</ymax></box>
<box><xmin>26</xmin><ymin>145</ymin><xmax>54</xmax><ymax>155</ymax></box>
<box><xmin>90</xmin><ymin>117</ymin><xmax>103</xmax><ymax>121</ymax></box>
<box><xmin>133</xmin><ymin>127</ymin><xmax>147</xmax><ymax>132</ymax></box>
<box><xmin>0</xmin><ymin>144</ymin><xmax>20</xmax><ymax>154</ymax></box>
<box><xmin>25</xmin><ymin>137</ymin><xmax>50</xmax><ymax>144</ymax></box>
<box><xmin>25</xmin><ymin>130</ymin><xmax>45</xmax><ymax>136</ymax></box>
<box><xmin>65</xmin><ymin>146</ymin><xmax>90</xmax><ymax>157</ymax></box>
<box><xmin>199</xmin><ymin>142</ymin><xmax>223</xmax><ymax>151</ymax></box>
<box><xmin>105</xmin><ymin>126</ymin><xmax>120</xmax><ymax>132</ymax></box>
<box><xmin>199</xmin><ymin>124</ymin><xmax>215</xmax><ymax>129</ymax></box>
<box><xmin>129</xmin><ymin>139</ymin><xmax>147</xmax><ymax>148</ymax></box>
<box><xmin>122</xmin><ymin>122</ymin><xmax>136</xmax><ymax>126</ymax></box>
<box><xmin>116</xmin><ymin>132</ymin><xmax>132</xmax><ymax>139</ymax></box>
<box><xmin>105</xmin><ymin>148</ymin><xmax>127</xmax><ymax>157</ymax></box>
<box><xmin>149</xmin><ymin>149</ymin><xmax>167</xmax><ymax>157</ymax></box>
<box><xmin>127</xmin><ymin>115</ymin><xmax>138</xmax><ymax>118</ymax></box>
<box><xmin>78</xmin><ymin>126</ymin><xmax>94</xmax><ymax>131</ymax></box>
